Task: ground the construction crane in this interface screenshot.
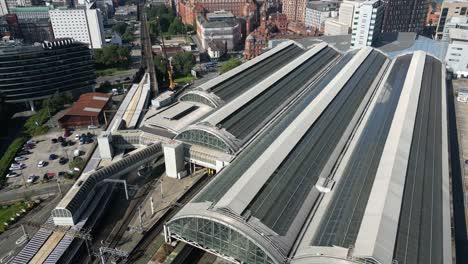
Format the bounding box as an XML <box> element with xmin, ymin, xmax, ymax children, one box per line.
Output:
<box><xmin>156</xmin><ymin>16</ymin><xmax>175</xmax><ymax>90</ymax></box>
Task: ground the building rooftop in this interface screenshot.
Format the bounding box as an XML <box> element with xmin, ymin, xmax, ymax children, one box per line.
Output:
<box><xmin>61</xmin><ymin>92</ymin><xmax>111</xmax><ymax>117</ymax></box>
<box><xmin>165</xmin><ymin>49</ymin><xmax>452</xmax><ymax>264</ymax></box>
<box><xmin>449</xmin><ymin>27</ymin><xmax>468</xmax><ymax>40</ymax></box>
<box><xmin>175</xmin><ymin>42</ymin><xmax>342</xmax><ymax>154</ymax></box>
<box><xmin>198</xmin><ymin>15</ymin><xmax>240</xmax><ymax>28</ymax></box>
<box><xmin>306</xmin><ymin>1</ymin><xmax>340</xmax><ymax>11</ymax></box>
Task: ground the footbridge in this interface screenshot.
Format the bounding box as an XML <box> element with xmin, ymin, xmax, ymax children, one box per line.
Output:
<box><xmin>11</xmin><ymin>143</ymin><xmax>163</xmax><ymax>263</ymax></box>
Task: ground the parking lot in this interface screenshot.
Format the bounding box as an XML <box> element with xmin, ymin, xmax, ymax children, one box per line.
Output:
<box><xmin>6</xmin><ymin>128</ymin><xmax>98</xmax><ymax>188</ymax></box>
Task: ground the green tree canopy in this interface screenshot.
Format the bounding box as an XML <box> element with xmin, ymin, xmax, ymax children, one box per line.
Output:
<box><xmin>169</xmin><ymin>17</ymin><xmax>184</xmax><ymax>35</ymax></box>
<box><xmin>172</xmin><ymin>52</ymin><xmax>195</xmax><ymax>77</ymax></box>
<box><xmin>94</xmin><ymin>45</ymin><xmax>131</xmax><ymax>68</ymax></box>
<box><xmin>112</xmin><ymin>22</ymin><xmax>128</xmax><ymax>35</ymax></box>
<box><xmin>154</xmin><ymin>54</ymin><xmax>169</xmax><ymax>85</ymax></box>
<box><xmin>122</xmin><ymin>27</ymin><xmax>134</xmax><ymax>43</ymax></box>
<box><xmin>220</xmin><ymin>58</ymin><xmax>242</xmax><ymax>74</ymax></box>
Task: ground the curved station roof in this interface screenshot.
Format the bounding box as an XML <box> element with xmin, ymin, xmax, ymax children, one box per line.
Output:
<box><xmin>175</xmin><ymin>41</ymin><xmax>342</xmax><ymax>154</ymax></box>
<box><xmin>165</xmin><ymin>48</ymin><xmax>452</xmax><ymax>264</ymax></box>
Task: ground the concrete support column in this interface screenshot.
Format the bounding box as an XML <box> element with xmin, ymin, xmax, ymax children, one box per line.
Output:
<box><xmin>163</xmin><ymin>141</ymin><xmax>186</xmax><ymax>179</ymax></box>
<box><xmin>28</xmin><ymin>100</ymin><xmax>35</xmax><ymax>112</ymax></box>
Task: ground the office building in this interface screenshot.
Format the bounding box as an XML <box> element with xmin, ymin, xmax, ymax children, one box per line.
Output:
<box><xmin>283</xmin><ymin>0</ymin><xmax>307</xmax><ymax>22</ymax></box>
<box><xmin>0</xmin><ymin>39</ymin><xmax>95</xmax><ymax>108</ymax></box>
<box><xmin>436</xmin><ymin>0</ymin><xmax>468</xmax><ymax>39</ymax></box>
<box><xmin>381</xmin><ymin>0</ymin><xmax>428</xmax><ymax>32</ymax></box>
<box><xmin>9</xmin><ymin>6</ymin><xmax>56</xmax><ymax>43</ymax></box>
<box><xmin>196</xmin><ymin>14</ymin><xmax>241</xmax><ymax>51</ymax></box>
<box><xmin>0</xmin><ymin>0</ymin><xmax>8</xmax><ymax>16</ymax></box>
<box><xmin>339</xmin><ymin>0</ymin><xmax>358</xmax><ymax>27</ymax></box>
<box><xmin>351</xmin><ymin>0</ymin><xmax>384</xmax><ymax>48</ymax></box>
<box><xmin>442</xmin><ymin>16</ymin><xmax>468</xmax><ymax>41</ymax></box>
<box><xmin>304</xmin><ymin>1</ymin><xmax>339</xmax><ymax>30</ymax></box>
<box><xmin>49</xmin><ymin>6</ymin><xmax>104</xmax><ymax>48</ymax></box>
<box><xmin>324</xmin><ymin>19</ymin><xmax>349</xmax><ymax>35</ymax></box>
<box><xmin>445</xmin><ymin>24</ymin><xmax>468</xmax><ymax>77</ymax></box>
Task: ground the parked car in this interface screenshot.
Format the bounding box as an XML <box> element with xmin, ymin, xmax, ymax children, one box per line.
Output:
<box><xmin>43</xmin><ymin>172</ymin><xmax>56</xmax><ymax>180</ymax></box>
<box><xmin>6</xmin><ymin>172</ymin><xmax>21</xmax><ymax>178</ymax></box>
<box><xmin>75</xmin><ymin>134</ymin><xmax>80</xmax><ymax>141</ymax></box>
<box><xmin>14</xmin><ymin>156</ymin><xmax>27</xmax><ymax>161</ymax></box>
<box><xmin>10</xmin><ymin>163</ymin><xmax>25</xmax><ymax>169</ymax></box>
<box><xmin>17</xmin><ymin>150</ymin><xmax>31</xmax><ymax>155</ymax></box>
<box><xmin>37</xmin><ymin>160</ymin><xmax>46</xmax><ymax>168</ymax></box>
<box><xmin>57</xmin><ymin>136</ymin><xmax>64</xmax><ymax>143</ymax></box>
<box><xmin>61</xmin><ymin>141</ymin><xmax>67</xmax><ymax>147</ymax></box>
<box><xmin>58</xmin><ymin>171</ymin><xmax>66</xmax><ymax>177</ymax></box>
<box><xmin>51</xmin><ymin>138</ymin><xmax>58</xmax><ymax>144</ymax></box>
<box><xmin>88</xmin><ymin>125</ymin><xmax>98</xmax><ymax>129</ymax></box>
<box><xmin>59</xmin><ymin>157</ymin><xmax>68</xmax><ymax>165</ymax></box>
<box><xmin>9</xmin><ymin>166</ymin><xmax>24</xmax><ymax>171</ymax></box>
<box><xmin>27</xmin><ymin>175</ymin><xmax>39</xmax><ymax>183</ymax></box>
<box><xmin>26</xmin><ymin>140</ymin><xmax>36</xmax><ymax>145</ymax></box>
<box><xmin>49</xmin><ymin>154</ymin><xmax>58</xmax><ymax>160</ymax></box>
<box><xmin>64</xmin><ymin>129</ymin><xmax>71</xmax><ymax>137</ymax></box>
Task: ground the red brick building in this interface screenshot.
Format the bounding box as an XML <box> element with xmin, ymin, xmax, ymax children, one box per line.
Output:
<box><xmin>283</xmin><ymin>0</ymin><xmax>307</xmax><ymax>22</ymax></box>
<box><xmin>58</xmin><ymin>92</ymin><xmax>112</xmax><ymax>128</ymax></box>
<box><xmin>178</xmin><ymin>0</ymin><xmax>257</xmax><ymax>25</ymax></box>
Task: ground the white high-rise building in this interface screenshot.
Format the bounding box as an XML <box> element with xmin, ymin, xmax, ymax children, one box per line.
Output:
<box><xmin>350</xmin><ymin>0</ymin><xmax>384</xmax><ymax>49</ymax></box>
<box><xmin>446</xmin><ymin>25</ymin><xmax>468</xmax><ymax>77</ymax></box>
<box><xmin>49</xmin><ymin>5</ymin><xmax>104</xmax><ymax>49</ymax></box>
<box><xmin>339</xmin><ymin>0</ymin><xmax>358</xmax><ymax>28</ymax></box>
<box><xmin>0</xmin><ymin>0</ymin><xmax>8</xmax><ymax>15</ymax></box>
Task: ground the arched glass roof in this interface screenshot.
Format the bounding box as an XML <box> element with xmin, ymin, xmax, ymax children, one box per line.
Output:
<box><xmin>175</xmin><ymin>125</ymin><xmax>239</xmax><ymax>154</ymax></box>
<box><xmin>167</xmin><ymin>216</ymin><xmax>276</xmax><ymax>264</ymax></box>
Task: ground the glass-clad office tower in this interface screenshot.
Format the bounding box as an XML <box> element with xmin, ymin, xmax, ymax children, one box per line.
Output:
<box><xmin>0</xmin><ymin>38</ymin><xmax>95</xmax><ymax>108</ymax></box>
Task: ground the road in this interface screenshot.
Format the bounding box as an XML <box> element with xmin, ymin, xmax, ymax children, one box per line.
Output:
<box><xmin>0</xmin><ymin>182</ymin><xmax>73</xmax><ymax>203</ymax></box>
<box><xmin>0</xmin><ymin>194</ymin><xmax>64</xmax><ymax>262</ymax></box>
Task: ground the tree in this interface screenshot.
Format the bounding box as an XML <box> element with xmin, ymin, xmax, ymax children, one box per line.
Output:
<box><xmin>220</xmin><ymin>58</ymin><xmax>242</xmax><ymax>74</ymax></box>
<box><xmin>172</xmin><ymin>52</ymin><xmax>195</xmax><ymax>77</ymax></box>
<box><xmin>94</xmin><ymin>45</ymin><xmax>131</xmax><ymax>68</ymax></box>
<box><xmin>122</xmin><ymin>28</ymin><xmax>134</xmax><ymax>43</ymax></box>
<box><xmin>112</xmin><ymin>22</ymin><xmax>128</xmax><ymax>35</ymax></box>
<box><xmin>169</xmin><ymin>17</ymin><xmax>184</xmax><ymax>35</ymax></box>
<box><xmin>158</xmin><ymin>14</ymin><xmax>172</xmax><ymax>33</ymax></box>
<box><xmin>154</xmin><ymin>55</ymin><xmax>168</xmax><ymax>85</ymax></box>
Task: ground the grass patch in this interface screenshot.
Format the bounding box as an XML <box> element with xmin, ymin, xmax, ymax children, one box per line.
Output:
<box><xmin>174</xmin><ymin>75</ymin><xmax>195</xmax><ymax>84</ymax></box>
<box><xmin>0</xmin><ymin>137</ymin><xmax>27</xmax><ymax>186</ymax></box>
<box><xmin>96</xmin><ymin>68</ymin><xmax>132</xmax><ymax>77</ymax></box>
<box><xmin>0</xmin><ymin>202</ymin><xmax>27</xmax><ymax>232</ymax></box>
<box><xmin>23</xmin><ymin>108</ymin><xmax>49</xmax><ymax>136</ymax></box>
<box><xmin>0</xmin><ymin>108</ymin><xmax>50</xmax><ymax>186</ymax></box>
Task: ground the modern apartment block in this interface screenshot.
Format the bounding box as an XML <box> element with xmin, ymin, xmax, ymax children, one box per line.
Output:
<box><xmin>436</xmin><ymin>0</ymin><xmax>468</xmax><ymax>39</ymax></box>
<box><xmin>445</xmin><ymin>20</ymin><xmax>468</xmax><ymax>77</ymax></box>
<box><xmin>283</xmin><ymin>0</ymin><xmax>307</xmax><ymax>22</ymax></box>
<box><xmin>324</xmin><ymin>19</ymin><xmax>350</xmax><ymax>35</ymax></box>
<box><xmin>351</xmin><ymin>0</ymin><xmax>384</xmax><ymax>48</ymax></box>
<box><xmin>304</xmin><ymin>1</ymin><xmax>339</xmax><ymax>30</ymax></box>
<box><xmin>381</xmin><ymin>0</ymin><xmax>428</xmax><ymax>32</ymax></box>
<box><xmin>49</xmin><ymin>5</ymin><xmax>104</xmax><ymax>49</ymax></box>
<box><xmin>442</xmin><ymin>16</ymin><xmax>468</xmax><ymax>41</ymax></box>
<box><xmin>339</xmin><ymin>0</ymin><xmax>357</xmax><ymax>27</ymax></box>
